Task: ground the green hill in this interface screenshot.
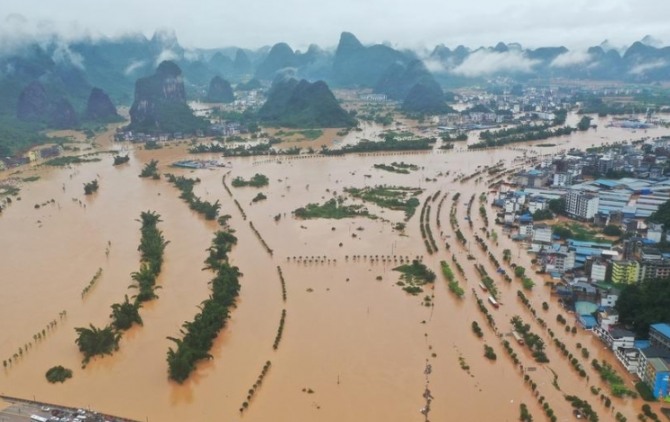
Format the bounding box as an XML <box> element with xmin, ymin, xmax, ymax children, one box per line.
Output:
<box><xmin>332</xmin><ymin>32</ymin><xmax>410</xmax><ymax>87</ymax></box>
<box><xmin>402</xmin><ymin>80</ymin><xmax>454</xmax><ymax>114</ymax></box>
<box><xmin>205</xmin><ymin>76</ymin><xmax>235</xmax><ymax>103</ymax></box>
<box><xmin>128</xmin><ymin>61</ymin><xmax>207</xmax><ymax>133</ymax></box>
<box><xmin>258</xmin><ymin>78</ymin><xmax>356</xmax><ymax>128</ymax></box>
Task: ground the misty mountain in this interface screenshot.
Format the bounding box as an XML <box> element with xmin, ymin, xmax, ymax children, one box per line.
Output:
<box><xmin>205</xmin><ymin>76</ymin><xmax>235</xmax><ymax>103</ymax></box>
<box><xmin>84</xmin><ymin>87</ymin><xmax>119</xmax><ymax>122</ymax></box>
<box><xmin>427</xmin><ymin>39</ymin><xmax>670</xmax><ymax>83</ymax></box>
<box><xmin>332</xmin><ymin>32</ymin><xmax>410</xmax><ymax>87</ymax></box>
<box><xmin>374</xmin><ymin>59</ymin><xmax>443</xmax><ymax>101</ymax></box>
<box><xmin>17</xmin><ymin>80</ymin><xmax>78</xmax><ymax>129</ymax></box>
<box><xmin>258</xmin><ymin>77</ymin><xmax>356</xmax><ymax>128</ymax></box>
<box><xmin>128</xmin><ymin>61</ymin><xmax>206</xmax><ymax>133</ymax></box>
<box><xmin>233</xmin><ymin>49</ymin><xmax>253</xmax><ymax>79</ymax></box>
<box><xmin>255</xmin><ymin>43</ymin><xmax>298</xmax><ymax>80</ymax></box>
<box><xmin>402</xmin><ymin>79</ymin><xmax>454</xmax><ymax>115</ymax></box>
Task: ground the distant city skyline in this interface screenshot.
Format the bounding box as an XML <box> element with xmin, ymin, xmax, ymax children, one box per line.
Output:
<box><xmin>2</xmin><ymin>0</ymin><xmax>670</xmax><ymax>51</ymax></box>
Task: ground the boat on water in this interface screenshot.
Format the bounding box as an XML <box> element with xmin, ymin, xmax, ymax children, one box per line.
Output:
<box><xmin>479</xmin><ymin>282</ymin><xmax>488</xmax><ymax>292</ymax></box>
<box><xmin>488</xmin><ymin>296</ymin><xmax>499</xmax><ymax>308</ymax></box>
<box><xmin>171</xmin><ymin>160</ymin><xmax>230</xmax><ymax>169</ymax></box>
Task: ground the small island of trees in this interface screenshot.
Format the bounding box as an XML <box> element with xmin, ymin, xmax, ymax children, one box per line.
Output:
<box><xmin>294</xmin><ymin>198</ymin><xmax>372</xmax><ymax>220</ymax></box>
<box><xmin>231</xmin><ymin>173</ymin><xmax>269</xmax><ymax>188</ymax></box>
<box><xmin>393</xmin><ymin>260</ymin><xmax>435</xmax><ymax>295</ymax></box>
<box><xmin>83</xmin><ymin>179</ymin><xmax>99</xmax><ymax>195</ymax></box>
<box><xmin>113</xmin><ymin>155</ymin><xmax>130</xmax><ymax>166</ymax></box>
<box><xmin>45</xmin><ymin>365</ymin><xmax>73</xmax><ymax>383</ymax></box>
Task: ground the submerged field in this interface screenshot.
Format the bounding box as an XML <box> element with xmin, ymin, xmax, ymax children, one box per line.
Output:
<box><xmin>0</xmin><ymin>117</ymin><xmax>668</xmax><ymax>421</ymax></box>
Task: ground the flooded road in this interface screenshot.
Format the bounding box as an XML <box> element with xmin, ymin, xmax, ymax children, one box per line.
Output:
<box><xmin>1</xmin><ymin>116</ymin><xmax>669</xmax><ymax>421</ymax></box>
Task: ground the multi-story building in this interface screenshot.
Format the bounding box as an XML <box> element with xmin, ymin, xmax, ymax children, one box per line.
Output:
<box><xmin>650</xmin><ymin>323</ymin><xmax>670</xmax><ymax>351</ymax></box>
<box><xmin>566</xmin><ymin>189</ymin><xmax>599</xmax><ymax>220</ymax></box>
<box><xmin>595</xmin><ymin>325</ymin><xmax>634</xmax><ymax>349</ymax></box>
<box><xmin>611</xmin><ymin>260</ymin><xmax>641</xmax><ymax>284</ymax></box>
<box><xmin>528</xmin><ymin>198</ymin><xmax>547</xmax><ymax>213</ymax></box>
<box><xmin>647</xmin><ymin>223</ymin><xmax>663</xmax><ymax>243</ymax></box>
<box><xmin>641</xmin><ymin>358</ymin><xmax>670</xmax><ymax>399</ymax></box>
<box><xmin>553</xmin><ymin>172</ymin><xmax>573</xmax><ymax>187</ymax></box>
<box><xmin>519</xmin><ymin>223</ymin><xmax>533</xmax><ymax>239</ymax></box>
<box><xmin>541</xmin><ymin>249</ymin><xmax>575</xmax><ymax>274</ymax></box>
<box><xmin>596</xmin><ymin>308</ymin><xmax>621</xmax><ymax>332</ymax></box>
<box><xmin>616</xmin><ymin>347</ymin><xmax>644</xmax><ymax>374</ymax></box>
<box><xmin>515</xmin><ymin>169</ymin><xmax>550</xmax><ymax>188</ymax></box>
<box><xmin>590</xmin><ymin>259</ymin><xmax>608</xmax><ymax>282</ymax></box>
<box><xmin>642</xmin><ymin>259</ymin><xmax>670</xmax><ymax>281</ymax></box>
<box><xmin>599</xmin><ymin>288</ymin><xmax>619</xmax><ymax>307</ymax></box>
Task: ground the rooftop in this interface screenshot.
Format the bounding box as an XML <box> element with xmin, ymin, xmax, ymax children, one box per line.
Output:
<box><xmin>610</xmin><ymin>327</ymin><xmax>635</xmax><ymax>339</ymax></box>
<box><xmin>647</xmin><ymin>357</ymin><xmax>669</xmax><ymax>372</ymax></box>
<box><xmin>641</xmin><ymin>345</ymin><xmax>670</xmax><ymax>360</ymax></box>
<box><xmin>651</xmin><ymin>323</ymin><xmax>670</xmax><ymax>340</ymax></box>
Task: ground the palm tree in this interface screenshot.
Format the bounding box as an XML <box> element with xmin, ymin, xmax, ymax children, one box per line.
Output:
<box><xmin>74</xmin><ymin>324</ymin><xmax>121</xmax><ymax>363</ymax></box>
<box><xmin>110</xmin><ymin>296</ymin><xmax>143</xmax><ymax>331</ymax></box>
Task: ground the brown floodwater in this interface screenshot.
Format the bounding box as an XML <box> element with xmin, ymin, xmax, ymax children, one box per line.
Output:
<box><xmin>1</xmin><ymin>115</ymin><xmax>669</xmax><ymax>421</ymax></box>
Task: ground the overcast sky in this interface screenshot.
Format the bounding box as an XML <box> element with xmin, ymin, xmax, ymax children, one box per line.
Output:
<box><xmin>3</xmin><ymin>0</ymin><xmax>670</xmax><ymax>51</ymax></box>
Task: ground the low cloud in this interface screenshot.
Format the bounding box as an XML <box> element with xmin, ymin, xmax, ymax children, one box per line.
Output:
<box><xmin>423</xmin><ymin>58</ymin><xmax>448</xmax><ymax>74</ymax></box>
<box><xmin>551</xmin><ymin>50</ymin><xmax>592</xmax><ymax>68</ymax></box>
<box><xmin>629</xmin><ymin>60</ymin><xmax>667</xmax><ymax>75</ymax></box>
<box><xmin>124</xmin><ymin>60</ymin><xmax>146</xmax><ymax>75</ymax></box>
<box><xmin>451</xmin><ymin>49</ymin><xmax>539</xmax><ymax>77</ymax></box>
<box><xmin>155</xmin><ymin>49</ymin><xmax>179</xmax><ymax>66</ymax></box>
<box><xmin>51</xmin><ymin>43</ymin><xmax>85</xmax><ymax>69</ymax></box>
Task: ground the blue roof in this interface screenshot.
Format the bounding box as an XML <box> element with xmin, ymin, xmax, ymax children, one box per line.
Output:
<box><xmin>651</xmin><ymin>323</ymin><xmax>670</xmax><ymax>339</ymax></box>
<box><xmin>574</xmin><ymin>247</ymin><xmax>605</xmax><ymax>257</ymax></box>
<box><xmin>635</xmin><ymin>340</ymin><xmax>651</xmax><ymax>349</ymax></box>
<box><xmin>579</xmin><ymin>315</ymin><xmax>598</xmax><ymax>329</ymax></box>
<box><xmin>568</xmin><ymin>239</ymin><xmax>612</xmax><ymax>248</ymax></box>
<box><xmin>595</xmin><ymin>179</ymin><xmax>622</xmax><ymax>188</ymax></box>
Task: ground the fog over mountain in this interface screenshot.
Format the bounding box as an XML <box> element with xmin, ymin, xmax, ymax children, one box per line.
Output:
<box><xmin>3</xmin><ymin>0</ymin><xmax>670</xmax><ymax>50</ymax></box>
<box><xmin>2</xmin><ymin>11</ymin><xmax>670</xmax><ymax>153</ymax></box>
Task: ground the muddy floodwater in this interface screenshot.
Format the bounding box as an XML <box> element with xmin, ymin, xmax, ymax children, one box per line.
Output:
<box><xmin>1</xmin><ymin>116</ymin><xmax>669</xmax><ymax>421</ymax></box>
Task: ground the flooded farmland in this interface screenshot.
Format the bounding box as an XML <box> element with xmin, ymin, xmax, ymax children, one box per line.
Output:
<box><xmin>1</xmin><ymin>116</ymin><xmax>669</xmax><ymax>421</ymax></box>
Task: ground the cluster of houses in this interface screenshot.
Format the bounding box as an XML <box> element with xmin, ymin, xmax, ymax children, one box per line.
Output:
<box><xmin>438</xmin><ymin>85</ymin><xmax>577</xmax><ymax>130</ymax></box>
<box><xmin>495</xmin><ymin>140</ymin><xmax>670</xmax><ymax>398</ymax></box>
<box><xmin>114</xmin><ymin>121</ymin><xmax>245</xmax><ymax>144</ymax></box>
<box><xmin>0</xmin><ymin>145</ymin><xmax>62</xmax><ymax>170</ymax></box>
<box><xmin>596</xmin><ymin>318</ymin><xmax>670</xmax><ymax>400</ymax></box>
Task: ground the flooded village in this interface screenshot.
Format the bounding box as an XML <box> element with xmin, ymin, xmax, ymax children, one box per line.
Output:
<box><xmin>2</xmin><ymin>84</ymin><xmax>670</xmax><ymax>422</ymax></box>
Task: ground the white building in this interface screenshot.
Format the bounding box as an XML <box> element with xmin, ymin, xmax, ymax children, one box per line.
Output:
<box><xmin>553</xmin><ymin>172</ymin><xmax>573</xmax><ymax>187</ymax></box>
<box><xmin>566</xmin><ymin>189</ymin><xmax>599</xmax><ymax>220</ymax></box>
<box><xmin>600</xmin><ymin>290</ymin><xmax>619</xmax><ymax>307</ymax></box>
<box><xmin>528</xmin><ymin>198</ymin><xmax>547</xmax><ymax>213</ymax></box>
<box><xmin>541</xmin><ymin>249</ymin><xmax>575</xmax><ymax>273</ymax></box>
<box><xmin>591</xmin><ymin>261</ymin><xmax>608</xmax><ymax>283</ymax></box>
<box><xmin>647</xmin><ymin>223</ymin><xmax>663</xmax><ymax>243</ymax></box>
<box><xmin>615</xmin><ymin>347</ymin><xmax>644</xmax><ymax>375</ymax></box>
<box><xmin>595</xmin><ymin>325</ymin><xmax>635</xmax><ymax>350</ymax></box>
<box><xmin>519</xmin><ymin>223</ymin><xmax>533</xmax><ymax>239</ymax></box>
<box><xmin>597</xmin><ymin>308</ymin><xmax>620</xmax><ymax>331</ymax></box>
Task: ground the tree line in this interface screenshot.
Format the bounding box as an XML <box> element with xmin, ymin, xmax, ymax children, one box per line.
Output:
<box><xmin>75</xmin><ymin>211</ymin><xmax>167</xmax><ymax>365</ymax></box>
<box><xmin>165</xmin><ymin>174</ymin><xmax>221</xmax><ymax>220</ymax></box>
<box><xmin>166</xmin><ymin>228</ymin><xmax>241</xmax><ymax>383</ymax></box>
